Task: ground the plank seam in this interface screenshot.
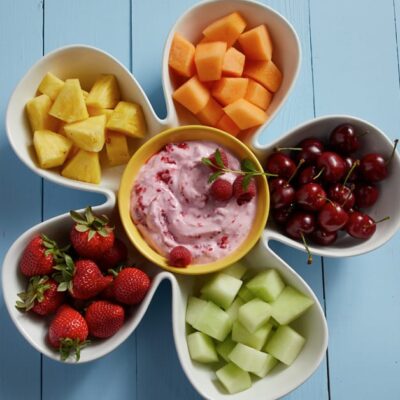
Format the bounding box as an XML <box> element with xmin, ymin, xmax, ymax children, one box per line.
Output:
<box><xmin>393</xmin><ymin>0</ymin><xmax>400</xmax><ymax>88</ymax></box>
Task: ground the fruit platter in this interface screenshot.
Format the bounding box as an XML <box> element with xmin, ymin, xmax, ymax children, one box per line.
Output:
<box><xmin>2</xmin><ymin>1</ymin><xmax>400</xmax><ymax>399</ymax></box>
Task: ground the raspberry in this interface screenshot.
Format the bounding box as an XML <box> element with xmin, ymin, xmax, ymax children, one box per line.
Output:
<box><xmin>169</xmin><ymin>246</ymin><xmax>192</xmax><ymax>268</ymax></box>
<box><xmin>208</xmin><ymin>149</ymin><xmax>229</xmax><ymax>171</ymax></box>
<box><xmin>233</xmin><ymin>176</ymin><xmax>256</xmax><ymax>205</ymax></box>
<box><xmin>210</xmin><ymin>179</ymin><xmax>233</xmax><ymax>201</ymax></box>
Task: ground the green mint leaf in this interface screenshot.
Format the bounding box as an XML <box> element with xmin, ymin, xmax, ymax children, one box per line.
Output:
<box><xmin>242</xmin><ymin>174</ymin><xmax>253</xmax><ymax>191</ymax></box>
<box><xmin>208</xmin><ymin>171</ymin><xmax>223</xmax><ymax>184</ymax></box>
<box><xmin>241</xmin><ymin>159</ymin><xmax>257</xmax><ymax>173</ymax></box>
<box><xmin>214</xmin><ymin>148</ymin><xmax>224</xmax><ymax>168</ymax></box>
<box><xmin>201</xmin><ymin>157</ymin><xmax>214</xmax><ymax>167</ymax></box>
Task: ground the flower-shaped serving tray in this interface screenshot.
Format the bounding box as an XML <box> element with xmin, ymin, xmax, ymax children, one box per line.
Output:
<box><xmin>4</xmin><ymin>0</ymin><xmax>400</xmax><ymax>398</ymax></box>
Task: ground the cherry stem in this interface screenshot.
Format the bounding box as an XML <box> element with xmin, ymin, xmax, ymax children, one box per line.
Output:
<box><xmin>313</xmin><ymin>167</ymin><xmax>324</xmax><ymax>180</ymax></box>
<box><xmin>275</xmin><ymin>146</ymin><xmax>302</xmax><ymax>152</ymax></box>
<box><xmin>374</xmin><ymin>216</ymin><xmax>390</xmax><ymax>224</ymax></box>
<box><xmin>386</xmin><ymin>139</ymin><xmax>399</xmax><ymax>166</ymax></box>
<box><xmin>343</xmin><ymin>160</ymin><xmax>360</xmax><ymax>186</ymax></box>
<box><xmin>300</xmin><ymin>233</ymin><xmax>313</xmax><ymax>265</ymax></box>
<box><xmin>288</xmin><ymin>158</ymin><xmax>305</xmax><ymax>184</ymax></box>
<box><xmin>341</xmin><ymin>184</ymin><xmax>355</xmax><ymax>208</ymax></box>
<box><xmin>357</xmin><ymin>131</ymin><xmax>369</xmax><ymax>138</ymax></box>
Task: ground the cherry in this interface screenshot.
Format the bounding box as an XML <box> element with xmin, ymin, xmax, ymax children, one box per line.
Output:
<box><xmin>270</xmin><ymin>183</ymin><xmax>295</xmax><ymax>209</ymax></box>
<box><xmin>344</xmin><ymin>156</ymin><xmax>359</xmax><ymax>182</ymax></box>
<box><xmin>295</xmin><ymin>183</ymin><xmax>326</xmax><ymax>211</ymax></box>
<box><xmin>292</xmin><ymin>137</ymin><xmax>324</xmax><ymax>164</ymax></box>
<box><xmin>297</xmin><ymin>165</ymin><xmax>318</xmax><ymax>186</ymax></box>
<box><xmin>354</xmin><ymin>184</ymin><xmax>379</xmax><ymax>208</ymax></box>
<box><xmin>328</xmin><ymin>183</ymin><xmax>355</xmax><ymax>210</ymax></box>
<box><xmin>272</xmin><ymin>204</ymin><xmax>295</xmax><ymax>225</ymax></box>
<box><xmin>316</xmin><ymin>151</ymin><xmax>346</xmax><ymax>183</ymax></box>
<box><xmin>345</xmin><ymin>211</ymin><xmax>389</xmax><ymax>239</ymax></box>
<box><xmin>269</xmin><ymin>178</ymin><xmax>286</xmax><ymax>193</ymax></box>
<box><xmin>311</xmin><ymin>228</ymin><xmax>337</xmax><ymax>246</ymax></box>
<box><xmin>318</xmin><ymin>201</ymin><xmax>349</xmax><ymax>232</ymax></box>
<box><xmin>329</xmin><ymin>124</ymin><xmax>360</xmax><ymax>154</ymax></box>
<box><xmin>266</xmin><ymin>152</ymin><xmax>296</xmax><ymax>179</ymax></box>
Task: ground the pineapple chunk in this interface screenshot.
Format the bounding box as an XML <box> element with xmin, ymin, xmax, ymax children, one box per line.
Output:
<box><xmin>105</xmin><ymin>131</ymin><xmax>130</xmax><ymax>166</ymax></box>
<box><xmin>61</xmin><ymin>149</ymin><xmax>101</xmax><ymax>184</ymax></box>
<box><xmin>49</xmin><ymin>79</ymin><xmax>89</xmax><ymax>123</ymax></box>
<box><xmin>82</xmin><ymin>90</ymin><xmax>89</xmax><ymax>99</ymax></box>
<box><xmin>38</xmin><ymin>72</ymin><xmax>64</xmax><ymax>100</ymax></box>
<box><xmin>86</xmin><ymin>74</ymin><xmax>120</xmax><ymax>109</ymax></box>
<box><xmin>64</xmin><ymin>115</ymin><xmax>106</xmax><ymax>152</ymax></box>
<box><xmin>66</xmin><ymin>145</ymin><xmax>80</xmax><ymax>161</ymax></box>
<box><xmin>87</xmin><ymin>107</ymin><xmax>114</xmax><ymax>121</ymax></box>
<box><xmin>26</xmin><ymin>94</ymin><xmax>59</xmax><ymax>133</ymax></box>
<box><xmin>33</xmin><ymin>130</ymin><xmax>73</xmax><ymax>169</ymax></box>
<box><xmin>106</xmin><ymin>101</ymin><xmax>146</xmax><ymax>138</ymax></box>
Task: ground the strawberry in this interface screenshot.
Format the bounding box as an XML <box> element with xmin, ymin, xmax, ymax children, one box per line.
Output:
<box><xmin>113</xmin><ymin>267</ymin><xmax>150</xmax><ymax>305</ymax></box>
<box><xmin>48</xmin><ymin>304</ymin><xmax>89</xmax><ymax>361</ymax></box>
<box><xmin>85</xmin><ymin>300</ymin><xmax>125</xmax><ymax>338</ymax></box>
<box><xmin>99</xmin><ymin>275</ymin><xmax>115</xmax><ymax>300</ymax></box>
<box><xmin>15</xmin><ymin>276</ymin><xmax>64</xmax><ymax>316</ymax></box>
<box><xmin>169</xmin><ymin>246</ymin><xmax>192</xmax><ymax>267</ymax></box>
<box><xmin>233</xmin><ymin>175</ymin><xmax>256</xmax><ymax>205</ymax></box>
<box><xmin>210</xmin><ymin>178</ymin><xmax>233</xmax><ymax>201</ymax></box>
<box><xmin>208</xmin><ymin>149</ymin><xmax>229</xmax><ymax>172</ymax></box>
<box><xmin>70</xmin><ymin>207</ymin><xmax>115</xmax><ymax>259</ymax></box>
<box><xmin>96</xmin><ymin>238</ymin><xmax>128</xmax><ymax>271</ymax></box>
<box><xmin>19</xmin><ymin>234</ymin><xmax>64</xmax><ymax>277</ymax></box>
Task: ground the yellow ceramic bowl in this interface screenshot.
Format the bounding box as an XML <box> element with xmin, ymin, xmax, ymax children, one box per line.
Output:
<box><xmin>118</xmin><ymin>126</ymin><xmax>269</xmax><ymax>275</ymax></box>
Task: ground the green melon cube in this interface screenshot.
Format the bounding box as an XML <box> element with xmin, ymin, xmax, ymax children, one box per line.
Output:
<box><xmin>265</xmin><ymin>325</ymin><xmax>305</xmax><ymax>365</ymax></box>
<box><xmin>232</xmin><ymin>321</ymin><xmax>273</xmax><ymax>350</ymax></box>
<box><xmin>186</xmin><ymin>296</ymin><xmax>208</xmax><ymax>327</ymax></box>
<box><xmin>187</xmin><ymin>331</ymin><xmax>219</xmax><ymax>363</ymax></box>
<box><xmin>271</xmin><ymin>286</ymin><xmax>314</xmax><ymax>325</ymax></box>
<box><xmin>226</xmin><ymin>297</ymin><xmax>244</xmax><ymax>321</ymax></box>
<box><xmin>228</xmin><ymin>343</ymin><xmax>269</xmax><ymax>375</ymax></box>
<box><xmin>246</xmin><ymin>269</ymin><xmax>285</xmax><ymax>302</ymax></box>
<box><xmin>223</xmin><ymin>261</ymin><xmax>247</xmax><ymax>279</ymax></box>
<box><xmin>216</xmin><ymin>363</ymin><xmax>252</xmax><ymax>394</ymax></box>
<box><xmin>193</xmin><ymin>301</ymin><xmax>233</xmax><ymax>341</ymax></box>
<box><xmin>238</xmin><ymin>285</ymin><xmax>255</xmax><ymax>302</ymax></box>
<box><xmin>216</xmin><ymin>336</ymin><xmax>237</xmax><ymax>362</ymax></box>
<box><xmin>200</xmin><ymin>273</ymin><xmax>242</xmax><ymax>309</ymax></box>
<box><xmin>253</xmin><ymin>353</ymin><xmax>278</xmax><ymax>378</ymax></box>
<box><xmin>238</xmin><ymin>298</ymin><xmax>272</xmax><ymax>333</ymax></box>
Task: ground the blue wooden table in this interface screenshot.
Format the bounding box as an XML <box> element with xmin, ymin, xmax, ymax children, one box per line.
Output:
<box><xmin>1</xmin><ymin>0</ymin><xmax>399</xmax><ymax>399</ymax></box>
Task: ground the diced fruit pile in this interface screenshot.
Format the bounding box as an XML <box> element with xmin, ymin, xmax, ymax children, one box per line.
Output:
<box><xmin>185</xmin><ymin>262</ymin><xmax>313</xmax><ymax>394</ymax></box>
<box><xmin>265</xmin><ymin>124</ymin><xmax>398</xmax><ymax>263</ymax></box>
<box><xmin>168</xmin><ymin>12</ymin><xmax>282</xmax><ymax>136</ymax></box>
<box><xmin>26</xmin><ymin>72</ymin><xmax>147</xmax><ymax>184</ymax></box>
<box><xmin>15</xmin><ymin>206</ymin><xmax>150</xmax><ymax>361</ymax></box>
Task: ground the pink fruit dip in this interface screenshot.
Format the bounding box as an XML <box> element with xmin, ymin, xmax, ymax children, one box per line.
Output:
<box><xmin>130</xmin><ymin>141</ymin><xmax>257</xmax><ymax>264</ymax></box>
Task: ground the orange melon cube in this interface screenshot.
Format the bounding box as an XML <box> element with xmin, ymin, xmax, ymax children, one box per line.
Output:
<box><xmin>212</xmin><ymin>77</ymin><xmax>249</xmax><ymax>106</ymax></box>
<box><xmin>222</xmin><ymin>47</ymin><xmax>245</xmax><ymax>77</ymax></box>
<box><xmin>216</xmin><ymin>114</ymin><xmax>241</xmax><ymax>136</ymax></box>
<box><xmin>243</xmin><ymin>60</ymin><xmax>282</xmax><ymax>93</ymax></box>
<box><xmin>224</xmin><ymin>98</ymin><xmax>268</xmax><ymax>130</ymax></box>
<box><xmin>245</xmin><ymin>79</ymin><xmax>273</xmax><ymax>110</ymax></box>
<box><xmin>172</xmin><ymin>76</ymin><xmax>210</xmax><ymax>114</ymax></box>
<box><xmin>196</xmin><ymin>97</ymin><xmax>224</xmax><ymax>126</ymax></box>
<box><xmin>238</xmin><ymin>25</ymin><xmax>273</xmax><ymax>61</ymax></box>
<box><xmin>203</xmin><ymin>12</ymin><xmax>247</xmax><ymax>47</ymax></box>
<box><xmin>169</xmin><ymin>33</ymin><xmax>195</xmax><ymax>77</ymax></box>
<box><xmin>195</xmin><ymin>42</ymin><xmax>227</xmax><ymax>81</ymax></box>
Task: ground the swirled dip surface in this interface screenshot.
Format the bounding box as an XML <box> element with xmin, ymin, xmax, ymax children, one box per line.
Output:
<box><xmin>130</xmin><ymin>141</ymin><xmax>257</xmax><ymax>264</ymax></box>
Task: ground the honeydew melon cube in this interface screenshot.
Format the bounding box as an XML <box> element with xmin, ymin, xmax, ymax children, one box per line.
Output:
<box><xmin>186</xmin><ymin>296</ymin><xmax>208</xmax><ymax>327</ymax></box>
<box><xmin>265</xmin><ymin>325</ymin><xmax>305</xmax><ymax>365</ymax></box>
<box><xmin>238</xmin><ymin>285</ymin><xmax>255</xmax><ymax>302</ymax></box>
<box><xmin>216</xmin><ymin>336</ymin><xmax>237</xmax><ymax>362</ymax></box>
<box><xmin>225</xmin><ymin>297</ymin><xmax>244</xmax><ymax>321</ymax></box>
<box><xmin>253</xmin><ymin>353</ymin><xmax>278</xmax><ymax>378</ymax></box>
<box><xmin>228</xmin><ymin>343</ymin><xmax>269</xmax><ymax>375</ymax></box>
<box><xmin>200</xmin><ymin>273</ymin><xmax>242</xmax><ymax>309</ymax></box>
<box><xmin>238</xmin><ymin>298</ymin><xmax>272</xmax><ymax>333</ymax></box>
<box><xmin>223</xmin><ymin>261</ymin><xmax>247</xmax><ymax>279</ymax></box>
<box><xmin>232</xmin><ymin>321</ymin><xmax>273</xmax><ymax>350</ymax></box>
<box><xmin>216</xmin><ymin>363</ymin><xmax>252</xmax><ymax>394</ymax></box>
<box><xmin>271</xmin><ymin>286</ymin><xmax>314</xmax><ymax>325</ymax></box>
<box><xmin>187</xmin><ymin>331</ymin><xmax>219</xmax><ymax>363</ymax></box>
<box><xmin>193</xmin><ymin>301</ymin><xmax>232</xmax><ymax>341</ymax></box>
<box><xmin>246</xmin><ymin>269</ymin><xmax>285</xmax><ymax>302</ymax></box>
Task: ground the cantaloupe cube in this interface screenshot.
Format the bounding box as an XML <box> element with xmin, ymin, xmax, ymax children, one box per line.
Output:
<box><xmin>168</xmin><ymin>33</ymin><xmax>195</xmax><ymax>78</ymax></box>
<box><xmin>203</xmin><ymin>12</ymin><xmax>247</xmax><ymax>47</ymax></box>
<box><xmin>243</xmin><ymin>60</ymin><xmax>282</xmax><ymax>93</ymax></box>
<box><xmin>61</xmin><ymin>149</ymin><xmax>101</xmax><ymax>184</ymax></box>
<box><xmin>26</xmin><ymin>94</ymin><xmax>59</xmax><ymax>133</ymax></box>
<box><xmin>238</xmin><ymin>25</ymin><xmax>273</xmax><ymax>61</ymax></box>
<box><xmin>172</xmin><ymin>76</ymin><xmax>210</xmax><ymax>114</ymax></box>
<box><xmin>105</xmin><ymin>131</ymin><xmax>130</xmax><ymax>166</ymax></box>
<box><xmin>86</xmin><ymin>75</ymin><xmax>120</xmax><ymax>109</ymax></box>
<box><xmin>195</xmin><ymin>42</ymin><xmax>227</xmax><ymax>82</ymax></box>
<box><xmin>222</xmin><ymin>47</ymin><xmax>245</xmax><ymax>77</ymax></box>
<box><xmin>216</xmin><ymin>114</ymin><xmax>241</xmax><ymax>136</ymax></box>
<box><xmin>212</xmin><ymin>78</ymin><xmax>249</xmax><ymax>106</ymax></box>
<box><xmin>224</xmin><ymin>98</ymin><xmax>267</xmax><ymax>130</ymax></box>
<box><xmin>245</xmin><ymin>79</ymin><xmax>273</xmax><ymax>110</ymax></box>
<box><xmin>38</xmin><ymin>72</ymin><xmax>64</xmax><ymax>100</ymax></box>
<box><xmin>196</xmin><ymin>97</ymin><xmax>224</xmax><ymax>126</ymax></box>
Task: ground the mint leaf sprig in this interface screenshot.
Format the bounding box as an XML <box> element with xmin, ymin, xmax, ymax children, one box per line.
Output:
<box><xmin>201</xmin><ymin>149</ymin><xmax>278</xmax><ymax>190</ymax></box>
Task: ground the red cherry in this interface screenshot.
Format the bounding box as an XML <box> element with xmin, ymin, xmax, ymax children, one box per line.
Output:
<box><xmin>271</xmin><ymin>204</ymin><xmax>295</xmax><ymax>225</ymax></box>
<box><xmin>318</xmin><ymin>202</ymin><xmax>349</xmax><ymax>232</ymax></box>
<box><xmin>266</xmin><ymin>152</ymin><xmax>296</xmax><ymax>179</ymax></box>
<box><xmin>345</xmin><ymin>211</ymin><xmax>376</xmax><ymax>239</ymax></box>
<box><xmin>316</xmin><ymin>152</ymin><xmax>346</xmax><ymax>183</ymax></box>
<box><xmin>328</xmin><ymin>184</ymin><xmax>355</xmax><ymax>210</ymax></box>
<box><xmin>270</xmin><ymin>181</ymin><xmax>295</xmax><ymax>209</ymax></box>
<box><xmin>292</xmin><ymin>138</ymin><xmax>324</xmax><ymax>164</ymax></box>
<box><xmin>344</xmin><ymin>157</ymin><xmax>359</xmax><ymax>182</ymax></box>
<box><xmin>329</xmin><ymin>124</ymin><xmax>360</xmax><ymax>154</ymax></box>
<box><xmin>359</xmin><ymin>153</ymin><xmax>387</xmax><ymax>182</ymax></box>
<box><xmin>354</xmin><ymin>184</ymin><xmax>379</xmax><ymax>208</ymax></box>
<box><xmin>269</xmin><ymin>178</ymin><xmax>287</xmax><ymax>193</ymax></box>
<box><xmin>311</xmin><ymin>228</ymin><xmax>337</xmax><ymax>246</ymax></box>
<box><xmin>285</xmin><ymin>211</ymin><xmax>316</xmax><ymax>239</ymax></box>
<box><xmin>296</xmin><ymin>165</ymin><xmax>318</xmax><ymax>186</ymax></box>
<box><xmin>295</xmin><ymin>183</ymin><xmax>326</xmax><ymax>211</ymax></box>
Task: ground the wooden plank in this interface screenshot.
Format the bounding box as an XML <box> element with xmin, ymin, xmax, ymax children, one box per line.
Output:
<box><xmin>0</xmin><ymin>1</ymin><xmax>43</xmax><ymax>399</ymax></box>
<box><xmin>310</xmin><ymin>0</ymin><xmax>400</xmax><ymax>398</ymax></box>
<box><xmin>41</xmin><ymin>1</ymin><xmax>135</xmax><ymax>399</ymax></box>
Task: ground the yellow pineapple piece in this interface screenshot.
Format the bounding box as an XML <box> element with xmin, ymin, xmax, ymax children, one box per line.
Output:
<box><xmin>38</xmin><ymin>72</ymin><xmax>65</xmax><ymax>100</ymax></box>
<box><xmin>82</xmin><ymin>89</ymin><xmax>89</xmax><ymax>99</ymax></box>
<box><xmin>33</xmin><ymin>130</ymin><xmax>73</xmax><ymax>169</ymax></box>
<box><xmin>66</xmin><ymin>145</ymin><xmax>80</xmax><ymax>161</ymax></box>
<box><xmin>49</xmin><ymin>79</ymin><xmax>89</xmax><ymax>123</ymax></box>
<box><xmin>61</xmin><ymin>149</ymin><xmax>101</xmax><ymax>184</ymax></box>
<box><xmin>87</xmin><ymin>107</ymin><xmax>114</xmax><ymax>122</ymax></box>
<box><xmin>86</xmin><ymin>74</ymin><xmax>120</xmax><ymax>109</ymax></box>
<box><xmin>64</xmin><ymin>115</ymin><xmax>106</xmax><ymax>152</ymax></box>
<box><xmin>26</xmin><ymin>94</ymin><xmax>59</xmax><ymax>133</ymax></box>
<box><xmin>105</xmin><ymin>131</ymin><xmax>130</xmax><ymax>166</ymax></box>
<box><xmin>106</xmin><ymin>101</ymin><xmax>146</xmax><ymax>138</ymax></box>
